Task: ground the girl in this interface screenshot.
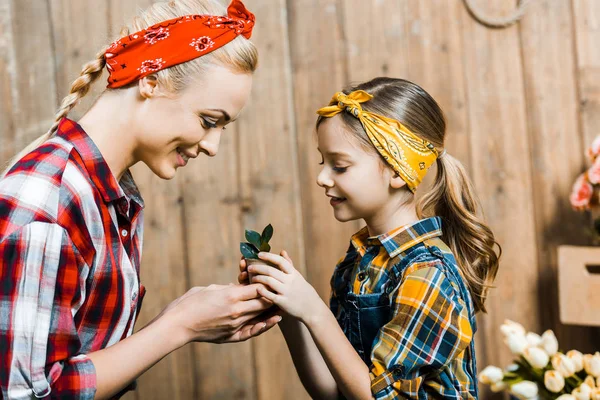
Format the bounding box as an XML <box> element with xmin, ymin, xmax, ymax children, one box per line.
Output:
<box><xmin>0</xmin><ymin>1</ymin><xmax>280</xmax><ymax>399</ymax></box>
<box><xmin>239</xmin><ymin>78</ymin><xmax>501</xmax><ymax>399</ymax></box>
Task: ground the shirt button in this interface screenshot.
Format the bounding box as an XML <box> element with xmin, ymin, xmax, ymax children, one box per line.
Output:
<box><xmin>357</xmin><ymin>272</ymin><xmax>367</xmax><ymax>282</ymax></box>
<box><xmin>121</xmin><ymin>229</ymin><xmax>128</xmax><ymax>237</ymax></box>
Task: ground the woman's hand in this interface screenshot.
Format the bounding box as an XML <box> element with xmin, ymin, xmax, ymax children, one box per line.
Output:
<box><xmin>247</xmin><ymin>251</ymin><xmax>328</xmax><ymax>324</ymax></box>
<box><xmin>162</xmin><ymin>283</ymin><xmax>281</xmax><ymax>346</ymax></box>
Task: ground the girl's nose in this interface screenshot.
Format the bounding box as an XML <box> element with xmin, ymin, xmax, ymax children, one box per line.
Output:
<box><xmin>199</xmin><ymin>129</ymin><xmax>221</xmax><ymax>157</ymax></box>
<box><xmin>316</xmin><ymin>167</ymin><xmax>334</xmax><ymax>188</ymax></box>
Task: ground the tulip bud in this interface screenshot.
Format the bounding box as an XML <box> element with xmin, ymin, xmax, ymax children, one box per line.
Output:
<box><xmin>553</xmin><ymin>353</ymin><xmax>577</xmax><ymax>377</ymax></box>
<box><xmin>585</xmin><ymin>376</ymin><xmax>597</xmax><ymax>389</ymax></box>
<box><xmin>545</xmin><ymin>370</ymin><xmax>566</xmax><ymax>393</ymax></box>
<box><xmin>478</xmin><ymin>365</ymin><xmax>504</xmax><ymax>385</ymax></box>
<box><xmin>501</xmin><ymin>319</ymin><xmax>527</xmax><ymax>337</ymax></box>
<box><xmin>584</xmin><ymin>353</ymin><xmax>600</xmax><ymax>378</ymax></box>
<box><xmin>505</xmin><ymin>332</ymin><xmax>529</xmax><ymax>355</ymax></box>
<box><xmin>510</xmin><ymin>381</ymin><xmax>538</xmax><ymax>399</ymax></box>
<box><xmin>568</xmin><ymin>350</ymin><xmax>585</xmax><ymax>373</ymax></box>
<box><xmin>525</xmin><ymin>332</ymin><xmax>542</xmax><ymax>347</ymax></box>
<box><xmin>491</xmin><ymin>381</ymin><xmax>508</xmax><ymax>393</ymax></box>
<box><xmin>541</xmin><ymin>330</ymin><xmax>559</xmax><ymax>356</ymax></box>
<box><xmin>573</xmin><ymin>383</ymin><xmax>593</xmax><ymax>400</ymax></box>
<box><xmin>524</xmin><ymin>346</ymin><xmax>550</xmax><ymax>369</ymax></box>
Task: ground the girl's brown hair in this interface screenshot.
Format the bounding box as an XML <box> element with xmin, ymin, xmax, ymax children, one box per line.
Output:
<box><xmin>2</xmin><ymin>0</ymin><xmax>257</xmax><ymax>177</ymax></box>
<box><xmin>318</xmin><ymin>77</ymin><xmax>501</xmax><ymax>313</ymax></box>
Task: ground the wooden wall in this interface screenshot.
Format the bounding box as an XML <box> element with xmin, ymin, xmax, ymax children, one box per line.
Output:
<box><xmin>1</xmin><ymin>0</ymin><xmax>599</xmax><ymax>398</ymax></box>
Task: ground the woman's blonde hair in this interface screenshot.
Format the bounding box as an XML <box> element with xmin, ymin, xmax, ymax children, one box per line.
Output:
<box><xmin>2</xmin><ymin>0</ymin><xmax>257</xmax><ymax>177</ymax></box>
<box><xmin>317</xmin><ymin>77</ymin><xmax>501</xmax><ymax>313</ymax></box>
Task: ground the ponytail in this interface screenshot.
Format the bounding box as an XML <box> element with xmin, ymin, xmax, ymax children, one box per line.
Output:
<box><xmin>1</xmin><ymin>46</ymin><xmax>107</xmax><ymax>178</ymax></box>
<box><xmin>417</xmin><ymin>153</ymin><xmax>501</xmax><ymax>313</ymax></box>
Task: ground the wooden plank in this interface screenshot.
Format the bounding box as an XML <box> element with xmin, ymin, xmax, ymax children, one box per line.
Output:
<box><xmin>288</xmin><ymin>0</ymin><xmax>359</xmax><ymax>301</ymax></box>
<box><xmin>238</xmin><ymin>1</ymin><xmax>308</xmax><ymax>399</ymax></box>
<box><xmin>49</xmin><ymin>0</ymin><xmax>110</xmax><ymax>120</ymax></box>
<box><xmin>4</xmin><ymin>0</ymin><xmax>57</xmax><ymax>156</ymax></box>
<box><xmin>178</xmin><ymin>121</ymin><xmax>254</xmax><ymax>398</ymax></box>
<box><xmin>106</xmin><ymin>2</ymin><xmax>194</xmax><ymax>400</ymax></box>
<box><xmin>519</xmin><ymin>0</ymin><xmax>599</xmax><ymax>355</ymax></box>
<box><xmin>0</xmin><ymin>0</ymin><xmax>16</xmax><ymax>167</ymax></box>
<box><xmin>459</xmin><ymin>0</ymin><xmax>540</xmax><ymax>377</ymax></box>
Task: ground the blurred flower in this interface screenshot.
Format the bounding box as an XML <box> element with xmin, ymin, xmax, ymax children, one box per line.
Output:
<box><xmin>591</xmin><ymin>388</ymin><xmax>600</xmax><ymax>400</ymax></box>
<box><xmin>545</xmin><ymin>370</ymin><xmax>566</xmax><ymax>393</ymax></box>
<box><xmin>510</xmin><ymin>381</ymin><xmax>539</xmax><ymax>399</ymax></box>
<box><xmin>588</xmin><ymin>135</ymin><xmax>600</xmax><ymax>161</ymax></box>
<box><xmin>553</xmin><ymin>353</ymin><xmax>577</xmax><ymax>377</ymax></box>
<box><xmin>568</xmin><ymin>350</ymin><xmax>585</xmax><ymax>373</ymax></box>
<box><xmin>478</xmin><ymin>365</ymin><xmax>503</xmax><ymax>384</ymax></box>
<box><xmin>573</xmin><ymin>383</ymin><xmax>592</xmax><ymax>400</ymax></box>
<box><xmin>585</xmin><ymin>376</ymin><xmax>597</xmax><ymax>389</ymax></box>
<box><xmin>584</xmin><ymin>353</ymin><xmax>600</xmax><ymax>378</ymax></box>
<box><xmin>501</xmin><ymin>320</ymin><xmax>527</xmax><ymax>337</ymax></box>
<box><xmin>524</xmin><ymin>346</ymin><xmax>550</xmax><ymax>369</ymax></box>
<box><xmin>505</xmin><ymin>333</ymin><xmax>529</xmax><ymax>355</ymax></box>
<box><xmin>541</xmin><ymin>330</ymin><xmax>559</xmax><ymax>357</ymax></box>
<box><xmin>570</xmin><ymin>174</ymin><xmax>594</xmax><ymax>210</ymax></box>
<box><xmin>491</xmin><ymin>381</ymin><xmax>508</xmax><ymax>393</ymax></box>
<box><xmin>526</xmin><ymin>332</ymin><xmax>543</xmax><ymax>347</ymax></box>
<box><xmin>557</xmin><ymin>395</ymin><xmax>577</xmax><ymax>400</ymax></box>
<box><xmin>589</xmin><ymin>157</ymin><xmax>600</xmax><ymax>184</ymax></box>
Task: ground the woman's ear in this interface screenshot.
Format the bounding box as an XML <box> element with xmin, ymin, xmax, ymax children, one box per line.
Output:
<box><xmin>138</xmin><ymin>75</ymin><xmax>159</xmax><ymax>99</ymax></box>
<box><xmin>390</xmin><ymin>172</ymin><xmax>407</xmax><ymax>190</ymax></box>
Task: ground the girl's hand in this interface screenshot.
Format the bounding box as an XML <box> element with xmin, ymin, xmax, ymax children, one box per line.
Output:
<box><xmin>238</xmin><ymin>256</ymin><xmax>249</xmax><ymax>284</ymax></box>
<box><xmin>248</xmin><ymin>251</ymin><xmax>328</xmax><ymax>324</ymax></box>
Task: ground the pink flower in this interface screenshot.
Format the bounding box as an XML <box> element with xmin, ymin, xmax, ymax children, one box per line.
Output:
<box><xmin>570</xmin><ymin>174</ymin><xmax>594</xmax><ymax>210</ymax></box>
<box><xmin>588</xmin><ymin>135</ymin><xmax>600</xmax><ymax>161</ymax></box>
<box><xmin>589</xmin><ymin>157</ymin><xmax>600</xmax><ymax>184</ymax></box>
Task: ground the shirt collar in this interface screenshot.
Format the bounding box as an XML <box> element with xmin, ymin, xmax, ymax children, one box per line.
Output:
<box><xmin>56</xmin><ymin>118</ymin><xmax>144</xmax><ymax>209</ymax></box>
<box><xmin>350</xmin><ymin>217</ymin><xmax>443</xmax><ymax>258</ymax></box>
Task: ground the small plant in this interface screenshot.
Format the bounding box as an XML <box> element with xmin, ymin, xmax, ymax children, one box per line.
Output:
<box><xmin>240</xmin><ymin>224</ymin><xmax>274</xmax><ymax>260</ymax></box>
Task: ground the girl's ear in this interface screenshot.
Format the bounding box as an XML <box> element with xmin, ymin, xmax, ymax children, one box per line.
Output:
<box><xmin>390</xmin><ymin>172</ymin><xmax>407</xmax><ymax>190</ymax></box>
<box><xmin>138</xmin><ymin>75</ymin><xmax>159</xmax><ymax>99</ymax></box>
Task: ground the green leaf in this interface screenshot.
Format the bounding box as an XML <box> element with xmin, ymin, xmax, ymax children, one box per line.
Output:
<box><xmin>240</xmin><ymin>242</ymin><xmax>259</xmax><ymax>259</ymax></box>
<box><xmin>261</xmin><ymin>224</ymin><xmax>274</xmax><ymax>244</ymax></box>
<box><xmin>259</xmin><ymin>242</ymin><xmax>271</xmax><ymax>252</ymax></box>
<box><xmin>245</xmin><ymin>230</ymin><xmax>262</xmax><ymax>249</ymax></box>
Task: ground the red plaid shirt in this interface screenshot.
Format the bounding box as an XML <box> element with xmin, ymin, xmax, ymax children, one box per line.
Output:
<box><xmin>0</xmin><ymin>119</ymin><xmax>145</xmax><ymax>399</ymax></box>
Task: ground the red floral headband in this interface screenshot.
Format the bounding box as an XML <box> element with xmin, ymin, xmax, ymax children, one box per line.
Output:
<box><xmin>104</xmin><ymin>0</ymin><xmax>255</xmax><ymax>88</ymax></box>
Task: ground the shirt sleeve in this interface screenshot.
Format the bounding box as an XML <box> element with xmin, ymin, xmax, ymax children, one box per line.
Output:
<box><xmin>369</xmin><ymin>264</ymin><xmax>473</xmax><ymax>400</ymax></box>
<box><xmin>0</xmin><ymin>222</ymin><xmax>96</xmax><ymax>399</ymax></box>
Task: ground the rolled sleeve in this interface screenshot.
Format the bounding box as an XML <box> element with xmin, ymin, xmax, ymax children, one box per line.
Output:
<box><xmin>368</xmin><ymin>265</ymin><xmax>473</xmax><ymax>399</ymax></box>
<box><xmin>0</xmin><ymin>222</ymin><xmax>96</xmax><ymax>399</ymax></box>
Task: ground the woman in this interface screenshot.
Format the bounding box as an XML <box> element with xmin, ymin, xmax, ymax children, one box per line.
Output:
<box><xmin>0</xmin><ymin>1</ymin><xmax>279</xmax><ymax>399</ymax></box>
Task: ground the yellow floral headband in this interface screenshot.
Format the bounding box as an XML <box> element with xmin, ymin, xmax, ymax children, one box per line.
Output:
<box><xmin>316</xmin><ymin>90</ymin><xmax>440</xmax><ymax>193</ymax></box>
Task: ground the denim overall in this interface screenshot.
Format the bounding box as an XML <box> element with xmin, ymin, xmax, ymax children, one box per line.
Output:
<box><xmin>330</xmin><ymin>239</ymin><xmax>479</xmax><ymax>399</ymax></box>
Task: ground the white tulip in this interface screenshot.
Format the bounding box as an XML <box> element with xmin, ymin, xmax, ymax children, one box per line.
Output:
<box><xmin>541</xmin><ymin>330</ymin><xmax>559</xmax><ymax>356</ymax></box>
<box><xmin>573</xmin><ymin>383</ymin><xmax>593</xmax><ymax>400</ymax></box>
<box><xmin>505</xmin><ymin>332</ymin><xmax>529</xmax><ymax>355</ymax></box>
<box><xmin>491</xmin><ymin>381</ymin><xmax>508</xmax><ymax>393</ymax></box>
<box><xmin>584</xmin><ymin>353</ymin><xmax>600</xmax><ymax>378</ymax></box>
<box><xmin>590</xmin><ymin>388</ymin><xmax>600</xmax><ymax>400</ymax></box>
<box><xmin>524</xmin><ymin>347</ymin><xmax>550</xmax><ymax>369</ymax></box>
<box><xmin>526</xmin><ymin>332</ymin><xmax>543</xmax><ymax>347</ymax></box>
<box><xmin>510</xmin><ymin>381</ymin><xmax>539</xmax><ymax>399</ymax></box>
<box><xmin>545</xmin><ymin>370</ymin><xmax>566</xmax><ymax>393</ymax></box>
<box><xmin>479</xmin><ymin>365</ymin><xmax>504</xmax><ymax>384</ymax></box>
<box><xmin>556</xmin><ymin>396</ymin><xmax>577</xmax><ymax>400</ymax></box>
<box><xmin>553</xmin><ymin>353</ymin><xmax>577</xmax><ymax>377</ymax></box>
<box><xmin>568</xmin><ymin>350</ymin><xmax>585</xmax><ymax>372</ymax></box>
<box><xmin>501</xmin><ymin>319</ymin><xmax>527</xmax><ymax>337</ymax></box>
<box><xmin>585</xmin><ymin>376</ymin><xmax>597</xmax><ymax>389</ymax></box>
